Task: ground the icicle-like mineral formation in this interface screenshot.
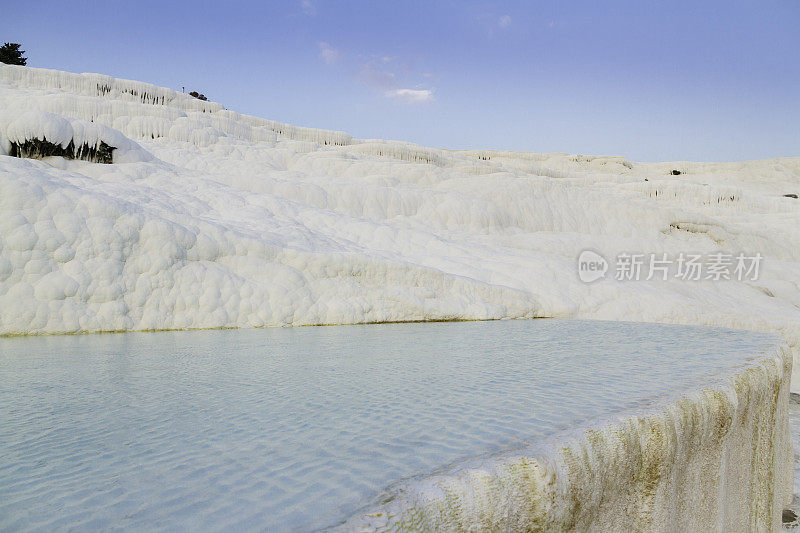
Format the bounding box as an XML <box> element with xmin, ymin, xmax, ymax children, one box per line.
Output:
<box><xmin>0</xmin><ymin>108</ymin><xmax>150</xmax><ymax>163</ymax></box>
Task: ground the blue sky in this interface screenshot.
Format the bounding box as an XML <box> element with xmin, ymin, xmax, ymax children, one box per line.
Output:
<box><xmin>2</xmin><ymin>0</ymin><xmax>798</xmax><ymax>161</ymax></box>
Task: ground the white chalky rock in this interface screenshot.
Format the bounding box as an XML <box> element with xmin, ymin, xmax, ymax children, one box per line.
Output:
<box><xmin>1</xmin><ymin>62</ymin><xmax>799</xmax><ymax>532</ymax></box>
<box><xmin>0</xmin><ymin>63</ymin><xmax>798</xmax><ymax>391</ymax></box>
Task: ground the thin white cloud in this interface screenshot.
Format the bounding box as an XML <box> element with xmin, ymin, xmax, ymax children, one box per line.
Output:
<box><xmin>355</xmin><ymin>54</ymin><xmax>435</xmax><ymax>102</ymax></box>
<box><xmin>385</xmin><ymin>88</ymin><xmax>434</xmax><ymax>104</ymax></box>
<box><xmin>300</xmin><ymin>0</ymin><xmax>316</xmax><ymax>15</ymax></box>
<box><xmin>498</xmin><ymin>15</ymin><xmax>512</xmax><ymax>28</ymax></box>
<box><xmin>358</xmin><ymin>67</ymin><xmax>397</xmax><ymax>90</ymax></box>
<box><xmin>318</xmin><ymin>42</ymin><xmax>339</xmax><ymax>65</ymax></box>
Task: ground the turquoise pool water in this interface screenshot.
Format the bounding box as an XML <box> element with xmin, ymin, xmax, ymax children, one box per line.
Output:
<box><xmin>0</xmin><ymin>320</ymin><xmax>780</xmax><ymax>531</ymax></box>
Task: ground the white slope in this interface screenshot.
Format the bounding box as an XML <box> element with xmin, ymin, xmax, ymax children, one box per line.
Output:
<box><xmin>1</xmin><ymin>64</ymin><xmax>800</xmax><ymax>530</ymax></box>
<box><xmin>1</xmin><ymin>64</ymin><xmax>799</xmax><ymax>380</ymax></box>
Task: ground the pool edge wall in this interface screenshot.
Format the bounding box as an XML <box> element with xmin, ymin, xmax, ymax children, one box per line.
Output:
<box><xmin>339</xmin><ymin>343</ymin><xmax>793</xmax><ymax>532</ymax></box>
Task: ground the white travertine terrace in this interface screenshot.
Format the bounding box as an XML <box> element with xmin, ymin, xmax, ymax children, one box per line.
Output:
<box><xmin>341</xmin><ymin>343</ymin><xmax>793</xmax><ymax>532</ymax></box>
<box><xmin>0</xmin><ymin>320</ymin><xmax>792</xmax><ymax>531</ymax></box>
<box><xmin>1</xmin><ymin>65</ymin><xmax>800</xmax><ymax>375</ymax></box>
<box><xmin>0</xmin><ymin>64</ymin><xmax>799</xmax><ymax>530</ymax></box>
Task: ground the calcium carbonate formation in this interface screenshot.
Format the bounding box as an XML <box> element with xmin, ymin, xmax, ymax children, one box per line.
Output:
<box><xmin>1</xmin><ymin>65</ymin><xmax>800</xmax><ymax>373</ymax></box>
<box><xmin>2</xmin><ymin>65</ymin><xmax>799</xmax><ymax>374</ymax></box>
<box><xmin>1</xmin><ymin>64</ymin><xmax>799</xmax><ymax>530</ymax></box>
<box><xmin>340</xmin><ymin>343</ymin><xmax>793</xmax><ymax>531</ymax></box>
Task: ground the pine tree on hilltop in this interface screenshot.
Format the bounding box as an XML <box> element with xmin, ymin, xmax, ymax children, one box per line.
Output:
<box><xmin>0</xmin><ymin>43</ymin><xmax>27</xmax><ymax>66</ymax></box>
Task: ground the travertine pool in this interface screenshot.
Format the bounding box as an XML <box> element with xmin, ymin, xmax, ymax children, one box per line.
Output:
<box><xmin>0</xmin><ymin>319</ymin><xmax>782</xmax><ymax>531</ymax></box>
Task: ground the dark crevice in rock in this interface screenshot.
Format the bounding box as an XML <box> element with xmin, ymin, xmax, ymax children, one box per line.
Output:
<box><xmin>9</xmin><ymin>138</ymin><xmax>115</xmax><ymax>164</ymax></box>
